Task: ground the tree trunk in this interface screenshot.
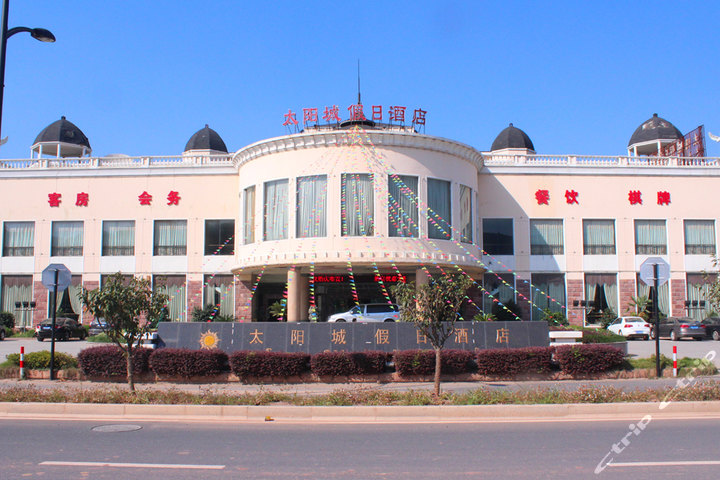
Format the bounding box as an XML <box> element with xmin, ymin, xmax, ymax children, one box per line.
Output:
<box><xmin>434</xmin><ymin>346</ymin><xmax>442</xmax><ymax>396</ymax></box>
<box><xmin>125</xmin><ymin>344</ymin><xmax>135</xmax><ymax>392</ymax></box>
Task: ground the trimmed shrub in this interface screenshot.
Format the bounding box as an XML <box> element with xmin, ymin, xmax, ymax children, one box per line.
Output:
<box><xmin>393</xmin><ymin>349</ymin><xmax>475</xmax><ymax>376</ymax></box>
<box><xmin>554</xmin><ymin>344</ymin><xmax>626</xmax><ymax>375</ymax></box>
<box><xmin>475</xmin><ymin>347</ymin><xmax>554</xmax><ymax>376</ymax></box>
<box><xmin>310</xmin><ymin>351</ymin><xmax>389</xmax><ymax>376</ymax></box>
<box><xmin>229</xmin><ymin>351</ymin><xmax>309</xmax><ymax>378</ymax></box>
<box><xmin>581</xmin><ymin>329</ymin><xmax>626</xmax><ymax>344</ymax></box>
<box><xmin>0</xmin><ymin>311</ymin><xmax>14</xmax><ymax>330</ymax></box>
<box><xmin>6</xmin><ymin>351</ymin><xmax>77</xmax><ymax>370</ymax></box>
<box><xmin>78</xmin><ymin>345</ymin><xmax>151</xmax><ymax>377</ymax></box>
<box><xmin>149</xmin><ymin>348</ymin><xmax>228</xmax><ymax>377</ymax></box>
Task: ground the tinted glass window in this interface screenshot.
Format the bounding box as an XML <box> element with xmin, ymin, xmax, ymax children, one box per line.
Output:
<box><xmin>483</xmin><ymin>219</ymin><xmax>513</xmax><ymax>255</ymax></box>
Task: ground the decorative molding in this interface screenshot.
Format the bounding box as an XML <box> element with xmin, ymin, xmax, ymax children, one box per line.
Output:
<box><xmin>231</xmin><ymin>130</ymin><xmax>485</xmax><ymax>171</ymax></box>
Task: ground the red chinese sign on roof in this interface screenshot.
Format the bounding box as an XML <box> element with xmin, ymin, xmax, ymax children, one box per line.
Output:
<box><xmin>284</xmin><ymin>103</ymin><xmax>428</xmax><ymax>128</ymax></box>
<box><xmin>660</xmin><ymin>125</ymin><xmax>705</xmax><ymax>157</ymax></box>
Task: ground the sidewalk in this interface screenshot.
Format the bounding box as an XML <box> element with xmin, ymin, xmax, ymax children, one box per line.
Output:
<box><xmin>3</xmin><ymin>376</ymin><xmax>720</xmax><ymax>423</ymax></box>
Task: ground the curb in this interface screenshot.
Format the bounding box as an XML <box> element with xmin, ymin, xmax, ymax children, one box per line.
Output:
<box><xmin>2</xmin><ymin>401</ymin><xmax>720</xmax><ymax>423</ymax></box>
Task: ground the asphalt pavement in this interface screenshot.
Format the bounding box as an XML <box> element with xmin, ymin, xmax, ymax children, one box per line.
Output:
<box><xmin>2</xmin><ymin>417</ymin><xmax>720</xmax><ymax>479</ymax></box>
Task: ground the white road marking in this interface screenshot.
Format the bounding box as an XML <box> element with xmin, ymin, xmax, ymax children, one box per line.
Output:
<box><xmin>39</xmin><ymin>461</ymin><xmax>225</xmax><ymax>470</ymax></box>
<box><xmin>609</xmin><ymin>460</ymin><xmax>720</xmax><ymax>467</ymax></box>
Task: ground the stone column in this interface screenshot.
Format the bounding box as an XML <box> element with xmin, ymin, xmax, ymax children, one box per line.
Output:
<box><xmin>415</xmin><ymin>268</ymin><xmax>430</xmax><ymax>288</ymax></box>
<box><xmin>670</xmin><ymin>278</ymin><xmax>686</xmax><ymax>317</ymax></box>
<box><xmin>299</xmin><ymin>275</ymin><xmax>310</xmax><ymax>321</ymax></box>
<box><xmin>515</xmin><ymin>277</ymin><xmax>532</xmax><ymax>321</ymax></box>
<box><xmin>186</xmin><ymin>279</ymin><xmax>204</xmax><ymax>319</ymax></box>
<box><xmin>566</xmin><ymin>279</ymin><xmax>584</xmax><ymax>326</ymax></box>
<box><xmin>32</xmin><ymin>280</ymin><xmax>48</xmax><ymax>326</ymax></box>
<box><xmin>81</xmin><ymin>280</ymin><xmax>100</xmax><ymax>325</ymax></box>
<box><xmin>465</xmin><ymin>284</ymin><xmax>483</xmax><ymax>319</ymax></box>
<box><xmin>619</xmin><ymin>278</ymin><xmax>636</xmax><ymax>316</ymax></box>
<box><xmin>234</xmin><ymin>276</ymin><xmax>253</xmax><ymax>322</ymax></box>
<box><xmin>286</xmin><ymin>268</ymin><xmax>300</xmax><ymax>322</ymax></box>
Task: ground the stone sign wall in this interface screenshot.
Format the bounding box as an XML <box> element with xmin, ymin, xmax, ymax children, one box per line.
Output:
<box><xmin>157</xmin><ymin>321</ymin><xmax>549</xmax><ymax>354</ymax></box>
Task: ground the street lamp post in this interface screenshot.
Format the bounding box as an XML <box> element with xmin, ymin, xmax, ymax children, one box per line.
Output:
<box><xmin>0</xmin><ymin>0</ymin><xmax>55</xmax><ymax>141</ymax></box>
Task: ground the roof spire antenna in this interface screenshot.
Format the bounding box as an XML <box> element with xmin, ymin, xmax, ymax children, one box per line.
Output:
<box><xmin>357</xmin><ymin>59</ymin><xmax>361</xmax><ymax>105</ymax></box>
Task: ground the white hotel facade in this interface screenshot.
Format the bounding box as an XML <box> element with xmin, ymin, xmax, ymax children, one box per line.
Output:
<box><xmin>0</xmin><ymin>112</ymin><xmax>717</xmax><ymax>327</ymax></box>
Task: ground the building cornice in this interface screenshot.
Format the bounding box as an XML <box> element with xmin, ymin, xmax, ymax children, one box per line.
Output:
<box><xmin>231</xmin><ymin>129</ymin><xmax>485</xmax><ymax>171</ymax></box>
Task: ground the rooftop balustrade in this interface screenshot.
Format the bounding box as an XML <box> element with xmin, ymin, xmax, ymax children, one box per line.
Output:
<box><xmin>483</xmin><ymin>153</ymin><xmax>720</xmax><ymax>168</ymax></box>
<box><xmin>0</xmin><ymin>151</ymin><xmax>718</xmax><ymax>171</ymax></box>
<box><xmin>0</xmin><ymin>154</ymin><xmax>235</xmax><ymax>170</ymax></box>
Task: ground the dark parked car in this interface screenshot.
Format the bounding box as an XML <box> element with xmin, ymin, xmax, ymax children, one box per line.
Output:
<box><xmin>652</xmin><ymin>316</ymin><xmax>705</xmax><ymax>341</ymax></box>
<box><xmin>88</xmin><ymin>318</ymin><xmax>109</xmax><ymax>337</ymax></box>
<box><xmin>36</xmin><ymin>318</ymin><xmax>87</xmax><ymax>341</ymax></box>
<box><xmin>701</xmin><ymin>317</ymin><xmax>720</xmax><ymax>341</ymax></box>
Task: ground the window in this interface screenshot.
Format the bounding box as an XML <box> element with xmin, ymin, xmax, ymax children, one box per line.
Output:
<box><xmin>102</xmin><ymin>221</ymin><xmax>135</xmax><ymax>256</ymax></box>
<box><xmin>101</xmin><ymin>274</ymin><xmax>133</xmax><ymax>288</ymax></box>
<box><xmin>687</xmin><ymin>273</ymin><xmax>713</xmax><ymax>320</ymax></box>
<box><xmin>296</xmin><ymin>175</ymin><xmax>327</xmax><ymax>238</ymax></box>
<box><xmin>584</xmin><ymin>274</ymin><xmax>618</xmax><ymax>324</ymax></box>
<box><xmin>531</xmin><ymin>273</ymin><xmax>566</xmax><ymax>320</ymax></box>
<box><xmin>3</xmin><ymin>221</ymin><xmax>34</xmax><ymax>256</ymax></box>
<box><xmin>459</xmin><ymin>184</ymin><xmax>473</xmax><ymax>244</ymax></box>
<box><xmin>583</xmin><ymin>220</ymin><xmax>616</xmax><ymax>255</ymax></box>
<box><xmin>154</xmin><ymin>275</ymin><xmax>186</xmax><ymax>322</ymax></box>
<box><xmin>243</xmin><ymin>186</ymin><xmax>255</xmax><ymax>244</ymax></box>
<box><xmin>482</xmin><ymin>219</ymin><xmax>513</xmax><ymax>255</ymax></box>
<box><xmin>530</xmin><ymin>219</ymin><xmax>564</xmax><ymax>255</ymax></box>
<box><xmin>51</xmin><ymin>221</ymin><xmax>83</xmax><ymax>256</ymax></box>
<box><xmin>342</xmin><ymin>173</ymin><xmax>374</xmax><ymax>236</ymax></box>
<box><xmin>388</xmin><ymin>175</ymin><xmax>418</xmax><ymax>237</ymax></box>
<box><xmin>204</xmin><ymin>275</ymin><xmax>234</xmax><ymax>318</ymax></box>
<box><xmin>153</xmin><ymin>220</ymin><xmax>187</xmax><ymax>256</ymax></box>
<box><xmin>205</xmin><ymin>220</ymin><xmax>234</xmax><ymax>255</ymax></box>
<box><xmin>54</xmin><ymin>275</ymin><xmax>82</xmax><ymax>321</ymax></box>
<box><xmin>684</xmin><ymin>220</ymin><xmax>716</xmax><ymax>255</ymax></box>
<box><xmin>1</xmin><ymin>275</ymin><xmax>32</xmax><ymax>328</ymax></box>
<box><xmin>264</xmin><ymin>179</ymin><xmax>288</xmax><ymax>241</ymax></box>
<box><xmin>482</xmin><ymin>273</ymin><xmax>515</xmax><ymax>315</ymax></box>
<box><xmin>427</xmin><ymin>178</ymin><xmax>451</xmax><ymax>240</ymax></box>
<box><xmin>634</xmin><ymin>220</ymin><xmax>667</xmax><ymax>255</ymax></box>
<box><xmin>636</xmin><ymin>273</ymin><xmax>669</xmax><ymax>316</ymax></box>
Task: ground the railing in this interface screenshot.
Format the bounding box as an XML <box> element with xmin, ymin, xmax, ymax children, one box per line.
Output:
<box><xmin>0</xmin><ymin>154</ymin><xmax>235</xmax><ymax>170</ymax></box>
<box><xmin>483</xmin><ymin>154</ymin><xmax>720</xmax><ymax>168</ymax></box>
<box><xmin>1</xmin><ymin>152</ymin><xmax>718</xmax><ymax>170</ymax></box>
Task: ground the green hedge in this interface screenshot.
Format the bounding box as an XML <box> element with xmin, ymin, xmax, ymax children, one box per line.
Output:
<box><xmin>6</xmin><ymin>351</ymin><xmax>77</xmax><ymax>370</ymax></box>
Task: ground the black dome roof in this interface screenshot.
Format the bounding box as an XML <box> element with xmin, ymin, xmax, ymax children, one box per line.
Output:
<box><xmin>628</xmin><ymin>114</ymin><xmax>683</xmax><ymax>147</ymax></box>
<box><xmin>184</xmin><ymin>124</ymin><xmax>228</xmax><ymax>153</ymax></box>
<box><xmin>491</xmin><ymin>123</ymin><xmax>535</xmax><ymax>151</ymax></box>
<box><xmin>33</xmin><ymin>116</ymin><xmax>90</xmax><ymax>148</ymax></box>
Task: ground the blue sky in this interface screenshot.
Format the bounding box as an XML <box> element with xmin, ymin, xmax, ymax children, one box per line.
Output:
<box><xmin>1</xmin><ymin>0</ymin><xmax>718</xmax><ymax>159</ymax></box>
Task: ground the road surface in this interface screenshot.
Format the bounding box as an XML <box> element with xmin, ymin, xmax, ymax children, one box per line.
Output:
<box><xmin>1</xmin><ymin>416</ymin><xmax>719</xmax><ymax>479</ymax></box>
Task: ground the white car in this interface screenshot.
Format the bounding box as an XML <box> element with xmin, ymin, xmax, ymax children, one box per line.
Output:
<box><xmin>327</xmin><ymin>304</ymin><xmax>401</xmax><ymax>323</ymax></box>
<box><xmin>606</xmin><ymin>316</ymin><xmax>651</xmax><ymax>340</ymax></box>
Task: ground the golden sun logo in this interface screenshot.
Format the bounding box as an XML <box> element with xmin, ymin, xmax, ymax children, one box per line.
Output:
<box><xmin>199</xmin><ymin>331</ymin><xmax>220</xmax><ymax>350</ymax></box>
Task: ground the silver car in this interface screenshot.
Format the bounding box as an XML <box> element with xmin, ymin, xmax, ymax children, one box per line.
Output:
<box><xmin>327</xmin><ymin>304</ymin><xmax>400</xmax><ymax>323</ymax></box>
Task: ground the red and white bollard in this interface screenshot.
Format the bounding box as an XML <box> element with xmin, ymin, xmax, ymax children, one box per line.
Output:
<box><xmin>672</xmin><ymin>345</ymin><xmax>677</xmax><ymax>377</ymax></box>
<box><xmin>19</xmin><ymin>346</ymin><xmax>25</xmax><ymax>380</ymax></box>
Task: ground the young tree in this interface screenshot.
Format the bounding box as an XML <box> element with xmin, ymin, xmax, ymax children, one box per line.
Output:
<box><xmin>80</xmin><ymin>272</ymin><xmax>168</xmax><ymax>391</ymax></box>
<box><xmin>392</xmin><ymin>272</ymin><xmax>473</xmax><ymax>396</ymax></box>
